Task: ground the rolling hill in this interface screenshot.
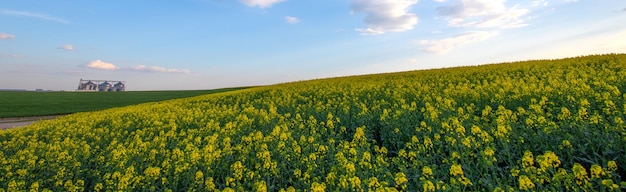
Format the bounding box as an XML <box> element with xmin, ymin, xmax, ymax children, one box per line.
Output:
<box><xmin>1</xmin><ymin>54</ymin><xmax>625</xmax><ymax>191</ymax></box>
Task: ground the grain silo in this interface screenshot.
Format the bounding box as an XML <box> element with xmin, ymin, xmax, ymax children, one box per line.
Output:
<box><xmin>98</xmin><ymin>81</ymin><xmax>112</xmax><ymax>92</ymax></box>
<box><xmin>113</xmin><ymin>81</ymin><xmax>125</xmax><ymax>92</ymax></box>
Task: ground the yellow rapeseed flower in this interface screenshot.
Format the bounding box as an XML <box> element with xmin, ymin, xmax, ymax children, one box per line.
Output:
<box><xmin>367</xmin><ymin>177</ymin><xmax>380</xmax><ymax>190</ymax></box>
<box><xmin>601</xmin><ymin>179</ymin><xmax>619</xmax><ymax>190</ymax></box>
<box><xmin>590</xmin><ymin>165</ymin><xmax>605</xmax><ymax>179</ymax></box>
<box><xmin>461</xmin><ymin>137</ymin><xmax>472</xmax><ymax>148</ymax></box>
<box><xmin>362</xmin><ymin>151</ymin><xmax>372</xmax><ymax>162</ymax></box>
<box><xmin>345</xmin><ymin>162</ymin><xmax>356</xmax><ymax>174</ymax></box>
<box><xmin>350</xmin><ymin>176</ymin><xmax>362</xmax><ymax>189</ymax></box>
<box><xmin>423</xmin><ymin>137</ymin><xmax>433</xmax><ymax>150</ymax></box>
<box><xmin>398</xmin><ymin>149</ymin><xmax>407</xmax><ymax>159</ymax></box>
<box><xmin>394</xmin><ymin>172</ymin><xmax>408</xmax><ymax>189</ymax></box>
<box><xmin>231</xmin><ymin>161</ymin><xmax>245</xmax><ymax>180</ymax></box>
<box><xmin>494</xmin><ymin>125</ymin><xmax>509</xmax><ymax>138</ymax></box>
<box><xmin>522</xmin><ymin>151</ymin><xmax>534</xmax><ymax>171</ymax></box>
<box><xmin>451</xmin><ymin>151</ymin><xmax>461</xmax><ymax>160</ymax></box>
<box><xmin>572</xmin><ymin>163</ymin><xmax>589</xmax><ymax>186</ymax></box>
<box><xmin>483</xmin><ymin>147</ymin><xmax>495</xmax><ymax>157</ymax></box>
<box><xmin>205</xmin><ymin>177</ymin><xmax>216</xmax><ymax>191</ymax></box>
<box><xmin>422</xmin><ymin>166</ymin><xmax>433</xmax><ymax>179</ymax></box>
<box><xmin>607</xmin><ymin>160</ymin><xmax>617</xmax><ymax>172</ymax></box>
<box><xmin>195</xmin><ymin>171</ymin><xmax>204</xmax><ymax>184</ymax></box>
<box><xmin>255</xmin><ymin>180</ymin><xmax>267</xmax><ymax>192</ymax></box>
<box><xmin>518</xmin><ymin>175</ymin><xmax>535</xmax><ymax>190</ymax></box>
<box><xmin>536</xmin><ymin>151</ymin><xmax>560</xmax><ymax>173</ymax></box>
<box><xmin>294</xmin><ymin>169</ymin><xmax>301</xmax><ymax>178</ymax></box>
<box><xmin>29</xmin><ymin>181</ymin><xmax>39</xmax><ymax>192</ymax></box>
<box><xmin>455</xmin><ymin>126</ymin><xmax>466</xmax><ymax>136</ymax></box>
<box><xmin>560</xmin><ymin>140</ymin><xmax>572</xmax><ymax>149</ymax></box>
<box><xmin>450</xmin><ymin>164</ymin><xmax>464</xmax><ymax>177</ymax></box>
<box><xmin>471</xmin><ymin>125</ymin><xmax>482</xmax><ymax>135</ymax></box>
<box><xmin>423</xmin><ymin>180</ymin><xmax>435</xmax><ymax>192</ymax></box>
<box><xmin>311</xmin><ymin>182</ymin><xmax>326</xmax><ymax>192</ymax></box>
<box><xmin>510</xmin><ymin>169</ymin><xmax>520</xmax><ymax>177</ymax></box>
<box><xmin>92</xmin><ymin>182</ymin><xmax>104</xmax><ymax>192</ymax></box>
<box><xmin>143</xmin><ymin>166</ymin><xmax>161</xmax><ymax>179</ymax></box>
<box><xmin>573</xmin><ymin>163</ymin><xmax>587</xmax><ymax>179</ymax></box>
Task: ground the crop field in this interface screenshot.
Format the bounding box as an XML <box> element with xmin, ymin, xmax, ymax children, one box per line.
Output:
<box><xmin>1</xmin><ymin>54</ymin><xmax>626</xmax><ymax>191</ymax></box>
<box><xmin>0</xmin><ymin>87</ymin><xmax>251</xmax><ymax>118</ymax></box>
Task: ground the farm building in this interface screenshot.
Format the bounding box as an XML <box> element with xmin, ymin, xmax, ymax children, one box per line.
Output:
<box><xmin>113</xmin><ymin>82</ymin><xmax>125</xmax><ymax>91</ymax></box>
<box><xmin>77</xmin><ymin>79</ymin><xmax>125</xmax><ymax>92</ymax></box>
<box><xmin>77</xmin><ymin>81</ymin><xmax>98</xmax><ymax>91</ymax></box>
<box><xmin>98</xmin><ymin>81</ymin><xmax>112</xmax><ymax>91</ymax></box>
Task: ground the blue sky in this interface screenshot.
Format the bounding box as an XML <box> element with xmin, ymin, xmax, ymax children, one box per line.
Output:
<box><xmin>1</xmin><ymin>0</ymin><xmax>625</xmax><ymax>91</ymax></box>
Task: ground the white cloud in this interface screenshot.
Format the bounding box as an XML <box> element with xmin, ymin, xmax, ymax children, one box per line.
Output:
<box><xmin>57</xmin><ymin>45</ymin><xmax>74</xmax><ymax>51</ymax></box>
<box><xmin>83</xmin><ymin>60</ymin><xmax>118</xmax><ymax>70</ymax></box>
<box><xmin>437</xmin><ymin>0</ymin><xmax>528</xmax><ymax>29</ymax></box>
<box><xmin>1</xmin><ymin>9</ymin><xmax>69</xmax><ymax>24</ymax></box>
<box><xmin>127</xmin><ymin>65</ymin><xmax>191</xmax><ymax>74</ymax></box>
<box><xmin>240</xmin><ymin>0</ymin><xmax>285</xmax><ymax>8</ymax></box>
<box><xmin>0</xmin><ymin>33</ymin><xmax>15</xmax><ymax>39</ymax></box>
<box><xmin>285</xmin><ymin>16</ymin><xmax>300</xmax><ymax>24</ymax></box>
<box><xmin>419</xmin><ymin>31</ymin><xmax>498</xmax><ymax>53</ymax></box>
<box><xmin>351</xmin><ymin>0</ymin><xmax>419</xmax><ymax>35</ymax></box>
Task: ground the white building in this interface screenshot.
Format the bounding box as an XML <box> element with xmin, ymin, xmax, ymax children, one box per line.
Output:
<box><xmin>77</xmin><ymin>79</ymin><xmax>125</xmax><ymax>92</ymax></box>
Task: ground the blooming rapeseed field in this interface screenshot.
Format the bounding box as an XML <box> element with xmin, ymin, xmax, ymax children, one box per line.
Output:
<box><xmin>1</xmin><ymin>54</ymin><xmax>625</xmax><ymax>191</ymax></box>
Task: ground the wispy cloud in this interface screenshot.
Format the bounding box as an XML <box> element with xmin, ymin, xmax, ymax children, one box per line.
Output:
<box><xmin>0</xmin><ymin>33</ymin><xmax>15</xmax><ymax>39</ymax></box>
<box><xmin>82</xmin><ymin>60</ymin><xmax>191</xmax><ymax>74</ymax></box>
<box><xmin>531</xmin><ymin>0</ymin><xmax>548</xmax><ymax>7</ymax></box>
<box><xmin>419</xmin><ymin>31</ymin><xmax>499</xmax><ymax>53</ymax></box>
<box><xmin>351</xmin><ymin>0</ymin><xmax>419</xmax><ymax>35</ymax></box>
<box><xmin>1</xmin><ymin>9</ymin><xmax>69</xmax><ymax>24</ymax></box>
<box><xmin>240</xmin><ymin>0</ymin><xmax>285</xmax><ymax>8</ymax></box>
<box><xmin>419</xmin><ymin>0</ymin><xmax>529</xmax><ymax>54</ymax></box>
<box><xmin>0</xmin><ymin>53</ymin><xmax>24</xmax><ymax>58</ymax></box>
<box><xmin>437</xmin><ymin>0</ymin><xmax>528</xmax><ymax>29</ymax></box>
<box><xmin>57</xmin><ymin>45</ymin><xmax>74</xmax><ymax>51</ymax></box>
<box><xmin>285</xmin><ymin>16</ymin><xmax>300</xmax><ymax>24</ymax></box>
<box><xmin>127</xmin><ymin>65</ymin><xmax>191</xmax><ymax>74</ymax></box>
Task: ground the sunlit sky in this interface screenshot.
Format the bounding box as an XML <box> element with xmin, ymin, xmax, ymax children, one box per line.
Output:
<box><xmin>1</xmin><ymin>0</ymin><xmax>625</xmax><ymax>91</ymax></box>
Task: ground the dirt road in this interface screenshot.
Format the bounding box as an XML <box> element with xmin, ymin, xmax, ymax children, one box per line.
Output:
<box><xmin>0</xmin><ymin>116</ymin><xmax>60</xmax><ymax>130</ymax></box>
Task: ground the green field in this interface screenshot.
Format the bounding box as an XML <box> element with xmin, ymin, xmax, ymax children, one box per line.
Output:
<box><xmin>1</xmin><ymin>54</ymin><xmax>625</xmax><ymax>191</ymax></box>
<box><xmin>0</xmin><ymin>87</ymin><xmax>252</xmax><ymax>118</ymax></box>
